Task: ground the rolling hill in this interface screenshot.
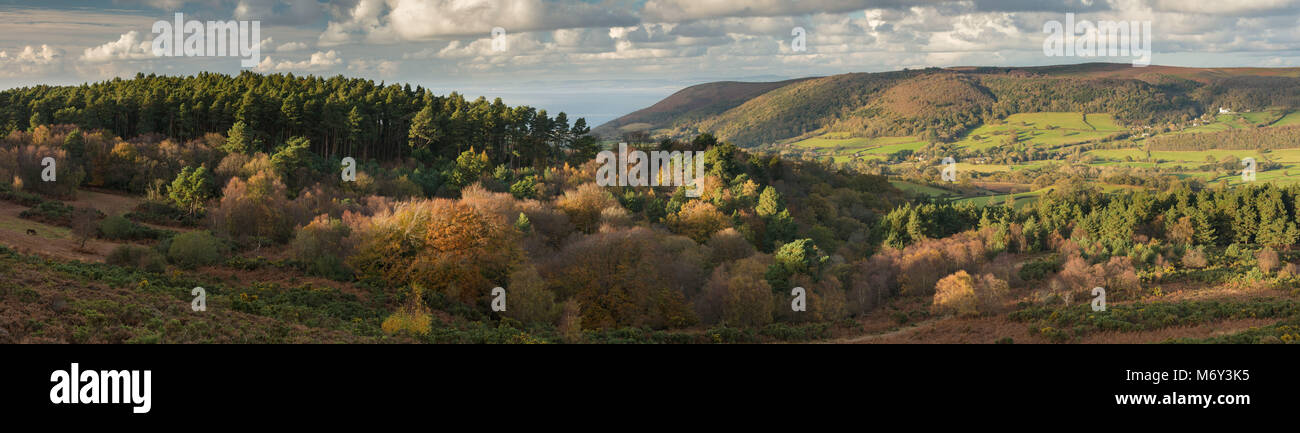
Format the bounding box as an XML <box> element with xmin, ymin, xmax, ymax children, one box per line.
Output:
<box><xmin>591</xmin><ymin>77</ymin><xmax>813</xmax><ymax>139</ymax></box>
<box><xmin>601</xmin><ymin>63</ymin><xmax>1300</xmax><ymax>147</ymax></box>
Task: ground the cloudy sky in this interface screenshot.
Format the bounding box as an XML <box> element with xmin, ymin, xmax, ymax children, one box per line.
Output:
<box><xmin>3</xmin><ymin>0</ymin><xmax>1300</xmax><ymax>125</ymax></box>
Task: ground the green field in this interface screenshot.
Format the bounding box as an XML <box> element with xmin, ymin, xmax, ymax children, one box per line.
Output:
<box><xmin>955</xmin><ymin>188</ymin><xmax>1047</xmax><ymax>209</ymax></box>
<box><xmin>0</xmin><ymin>214</ymin><xmax>70</xmax><ymax>240</ymax></box>
<box><xmin>784</xmin><ymin>110</ymin><xmax>1300</xmax><ymax>203</ymax></box>
<box><xmin>791</xmin><ymin>134</ymin><xmax>927</xmax><ymax>162</ymax></box>
<box><xmin>955</xmin><ymin>112</ymin><xmax>1123</xmax><ymax>151</ymax></box>
<box><xmin>1274</xmin><ymin>111</ymin><xmax>1300</xmax><ymax>127</ymax></box>
<box><xmin>889</xmin><ymin>180</ymin><xmax>956</xmax><ymax>197</ymax></box>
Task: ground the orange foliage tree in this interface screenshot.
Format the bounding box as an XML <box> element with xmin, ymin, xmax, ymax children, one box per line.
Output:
<box><xmin>350</xmin><ymin>199</ymin><xmax>520</xmax><ymax>307</ymax></box>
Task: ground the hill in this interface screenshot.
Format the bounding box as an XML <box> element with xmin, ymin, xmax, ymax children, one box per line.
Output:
<box><xmin>592</xmin><ymin>78</ymin><xmax>812</xmax><ymax>139</ymax></box>
<box><xmin>610</xmin><ymin>63</ymin><xmax>1300</xmax><ymax>147</ymax></box>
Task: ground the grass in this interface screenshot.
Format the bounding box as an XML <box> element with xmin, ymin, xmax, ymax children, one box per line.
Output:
<box><xmin>1272</xmin><ymin>111</ymin><xmax>1300</xmax><ymax>127</ymax></box>
<box><xmin>955</xmin><ymin>112</ymin><xmax>1123</xmax><ymax>151</ymax></box>
<box><xmin>890</xmin><ymin>180</ymin><xmax>955</xmax><ymax>197</ymax></box>
<box><xmin>0</xmin><ymin>214</ymin><xmax>70</xmax><ymax>240</ymax></box>
<box><xmin>790</xmin><ymin>134</ymin><xmax>927</xmax><ymax>162</ymax></box>
<box><xmin>834</xmin><ymin>110</ymin><xmax>1300</xmax><ymax>209</ymax></box>
<box><xmin>1010</xmin><ymin>298</ymin><xmax>1300</xmax><ymax>342</ymax></box>
<box><xmin>955</xmin><ymin>188</ymin><xmax>1045</xmax><ymax>209</ymax></box>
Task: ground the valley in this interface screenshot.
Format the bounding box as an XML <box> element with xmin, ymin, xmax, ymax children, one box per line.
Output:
<box><xmin>6</xmin><ymin>64</ymin><xmax>1300</xmax><ymax>344</ymax></box>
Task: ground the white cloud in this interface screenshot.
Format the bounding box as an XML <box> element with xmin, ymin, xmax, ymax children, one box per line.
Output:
<box><xmin>641</xmin><ymin>0</ymin><xmax>880</xmax><ymax>22</ymax></box>
<box><xmin>348</xmin><ymin>58</ymin><xmax>400</xmax><ymax>76</ymax></box>
<box><xmin>233</xmin><ymin>0</ymin><xmax>325</xmax><ymax>25</ymax></box>
<box><xmin>0</xmin><ymin>45</ymin><xmax>64</xmax><ymax>78</ymax></box>
<box><xmin>319</xmin><ymin>0</ymin><xmax>638</xmax><ymax>45</ymax></box>
<box><xmin>254</xmin><ymin>50</ymin><xmax>343</xmax><ymax>71</ymax></box>
<box><xmin>277</xmin><ymin>41</ymin><xmax>309</xmax><ymax>52</ymax></box>
<box><xmin>1149</xmin><ymin>0</ymin><xmax>1300</xmax><ymax>15</ymax></box>
<box><xmin>81</xmin><ymin>31</ymin><xmax>156</xmax><ymax>62</ymax></box>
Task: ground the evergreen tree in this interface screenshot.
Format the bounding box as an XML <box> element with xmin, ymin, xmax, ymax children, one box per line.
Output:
<box><xmin>169</xmin><ymin>165</ymin><xmax>213</xmax><ymax>216</ymax></box>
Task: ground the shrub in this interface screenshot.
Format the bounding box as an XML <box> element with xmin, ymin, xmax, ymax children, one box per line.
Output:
<box><xmin>290</xmin><ymin>215</ymin><xmax>353</xmax><ymax>280</ymax></box>
<box><xmin>381</xmin><ymin>309</ymin><xmax>433</xmax><ymax>337</ymax></box>
<box><xmin>1182</xmin><ymin>246</ymin><xmax>1209</xmax><ymax>269</ymax></box>
<box><xmin>501</xmin><ymin>265</ymin><xmax>561</xmax><ymax>325</ymax></box>
<box><xmin>381</xmin><ymin>285</ymin><xmax>433</xmax><ymax>337</ymax></box>
<box><xmin>1258</xmin><ymin>247</ymin><xmax>1280</xmax><ymax>274</ymax></box>
<box><xmin>20</xmin><ymin>201</ymin><xmax>102</xmax><ymax>227</ymax></box>
<box><xmin>1018</xmin><ymin>255</ymin><xmax>1062</xmax><ymax>281</ymax></box>
<box><xmin>98</xmin><ymin>214</ymin><xmax>171</xmax><ymax>241</ymax></box>
<box><xmin>167</xmin><ymin>231</ymin><xmax>226</xmax><ymax>269</ymax></box>
<box><xmin>99</xmin><ymin>214</ymin><xmax>137</xmax><ymax>240</ymax></box>
<box><xmin>509</xmin><ymin>176</ymin><xmax>537</xmax><ymax>199</ymax></box>
<box><xmin>106</xmin><ymin>244</ymin><xmax>166</xmax><ymax>273</ymax></box>
<box><xmin>127</xmin><ymin>199</ymin><xmax>201</xmax><ymax>227</ymax></box>
<box><xmin>699</xmin><ymin>256</ymin><xmax>774</xmax><ymax>327</ymax></box>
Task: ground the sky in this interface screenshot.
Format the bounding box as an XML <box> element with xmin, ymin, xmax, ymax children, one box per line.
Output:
<box><xmin>3</xmin><ymin>0</ymin><xmax>1300</xmax><ymax>126</ymax></box>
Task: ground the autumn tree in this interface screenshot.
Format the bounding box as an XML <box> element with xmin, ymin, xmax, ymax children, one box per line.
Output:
<box><xmin>501</xmin><ymin>264</ymin><xmax>560</xmax><ymax>325</ymax></box>
<box><xmin>556</xmin><ymin>183</ymin><xmax>620</xmax><ymax>234</ymax></box>
<box><xmin>70</xmin><ymin>207</ymin><xmax>100</xmax><ymax>250</ymax></box>
<box><xmin>291</xmin><ymin>214</ymin><xmax>353</xmax><ymax>279</ymax></box>
<box><xmin>210</xmin><ymin>170</ymin><xmax>299</xmax><ymax>245</ymax></box>
<box><xmin>350</xmin><ymin>199</ymin><xmax>519</xmax><ymax>307</ymax></box>
<box><xmin>667</xmin><ymin>199</ymin><xmax>731</xmax><ymax>243</ymax></box>
<box><xmin>699</xmin><ymin>256</ymin><xmax>774</xmax><ymax>327</ymax></box>
<box><xmin>542</xmin><ymin>228</ymin><xmax>701</xmax><ymax>330</ymax></box>
<box><xmin>932</xmin><ymin>270</ymin><xmax>1007</xmax><ymax>317</ymax></box>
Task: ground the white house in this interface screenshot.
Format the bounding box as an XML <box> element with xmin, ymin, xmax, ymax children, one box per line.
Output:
<box><xmin>1219</xmin><ymin>107</ymin><xmax>1232</xmax><ymax>114</ymax></box>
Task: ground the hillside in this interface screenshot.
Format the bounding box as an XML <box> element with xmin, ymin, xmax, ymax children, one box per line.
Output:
<box><xmin>612</xmin><ymin>63</ymin><xmax>1300</xmax><ymax>147</ymax></box>
<box><xmin>9</xmin><ymin>68</ymin><xmax>1300</xmax><ymax>346</ymax></box>
<box><xmin>592</xmin><ymin>78</ymin><xmax>812</xmax><ymax>139</ymax></box>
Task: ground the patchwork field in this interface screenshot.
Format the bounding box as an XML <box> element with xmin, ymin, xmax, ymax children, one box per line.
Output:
<box><xmin>789</xmin><ymin>134</ymin><xmax>927</xmax><ymax>162</ymax></box>
<box><xmin>955</xmin><ymin>112</ymin><xmax>1124</xmax><ymax>151</ymax></box>
<box><xmin>782</xmin><ymin>110</ymin><xmax>1300</xmax><ymax>208</ymax></box>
